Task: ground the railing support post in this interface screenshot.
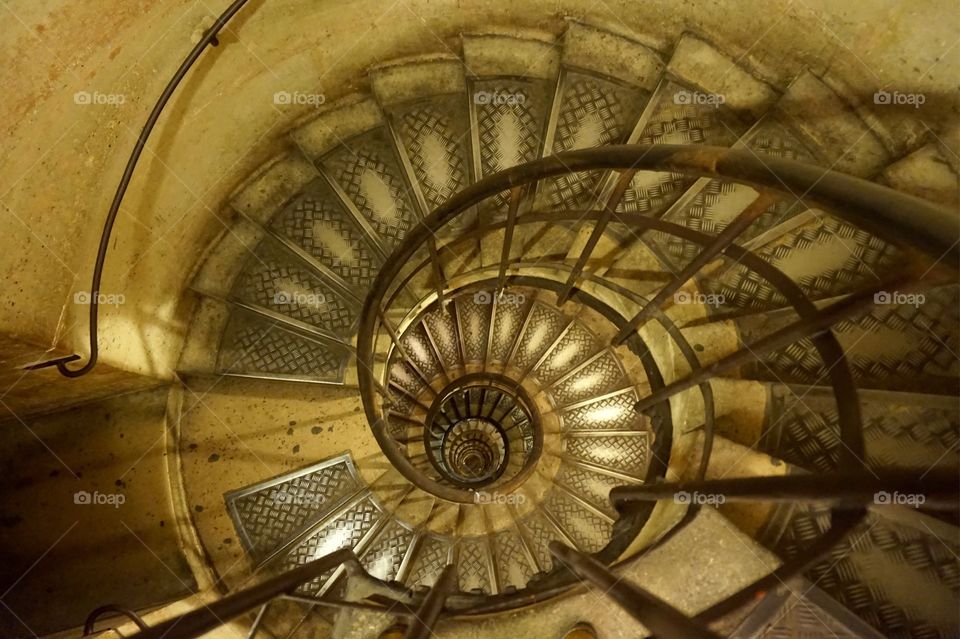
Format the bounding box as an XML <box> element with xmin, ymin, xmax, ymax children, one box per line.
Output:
<box><xmin>612</xmin><ymin>191</ymin><xmax>777</xmax><ymax>345</ymax></box>
<box><xmin>549</xmin><ymin>542</ymin><xmax>719</xmax><ymax>639</ymax></box>
<box><xmin>404</xmin><ymin>564</ymin><xmax>457</xmax><ymax>639</ymax></box>
<box><xmin>557</xmin><ymin>169</ymin><xmax>638</xmax><ymax>306</ymax></box>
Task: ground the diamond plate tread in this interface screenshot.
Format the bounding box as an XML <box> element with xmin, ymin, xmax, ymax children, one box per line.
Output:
<box><xmin>773</xmin><ymin>506</ymin><xmax>960</xmax><ymax>639</ymax></box>
<box><xmin>388</xmin><ymin>360</ymin><xmax>425</xmax><ymax>400</ymax></box>
<box><xmin>700</xmin><ymin>215</ymin><xmax>905</xmax><ymax>312</ymax></box>
<box><xmin>671</xmin><ymin>118</ymin><xmax>821</xmax><ymax>259</ymax></box>
<box><xmin>399</xmin><ymin>324</ymin><xmax>443</xmax><ymax>383</ymax></box>
<box><xmin>474</xmin><ymin>78</ymin><xmax>552</xmax><ymax>193</ymax></box>
<box><xmin>613</xmin><ymin>78</ymin><xmax>744</xmax><ymax>220</ymax></box>
<box><xmin>405</xmin><ymin>533</ymin><xmax>453</xmax><ymax>589</ymax></box>
<box><xmin>560</xmin><ymin>389</ymin><xmax>646</xmax><ymax>432</ymax></box>
<box><xmin>513</xmin><ymin>302</ymin><xmax>567</xmax><ymax>372</ymax></box>
<box><xmin>762</xmin><ymin>387</ymin><xmax>959</xmax><ymax>474</ymax></box>
<box><xmin>554</xmin><ymin>463</ymin><xmax>637</xmax><ymax>517</ymax></box>
<box><xmin>488</xmin><ymin>296</ymin><xmax>530</xmax><ymax>364</ymax></box>
<box><xmin>230</xmin><ymin>241</ymin><xmax>358</xmax><ymax>335</ymax></box>
<box><xmin>540</xmin><ymin>71</ymin><xmax>651</xmax><ymax>211</ymax></box>
<box><xmin>550</xmin><ymin>350</ymin><xmax>628</xmax><ymax>406</ymax></box>
<box><xmin>457</xmin><ymin>536</ymin><xmax>493</xmax><ymax>593</ymax></box>
<box><xmin>640</xmin><ymin>79</ymin><xmax>744</xmax><ymax>147</ymax></box>
<box><xmin>269</xmin><ymin>179</ymin><xmax>383</xmax><ymax>289</ymax></box>
<box><xmin>321</xmin><ymin>127</ymin><xmax>418</xmax><ymax>250</ymax></box>
<box><xmin>534</xmin><ymin>321</ymin><xmax>601</xmax><ymax>386</ymax></box>
<box><xmin>386</xmin><ymin>390</ymin><xmax>416</xmax><ymax>421</ymax></box>
<box><xmin>360</xmin><ymin>518</ymin><xmax>415</xmax><ymax>582</ymax></box>
<box><xmin>740</xmin><ymin>285</ymin><xmax>960</xmax><ymax>390</ymax></box>
<box><xmin>473</xmin><ymin>78</ymin><xmax>553</xmax><ymax>214</ymax></box>
<box><xmin>455</xmin><ymin>295</ymin><xmax>492</xmax><ymax>363</ymax></box>
<box><xmin>563</xmin><ymin>432</ymin><xmax>652</xmax><ymax>478</ymax></box>
<box><xmin>283</xmin><ymin>494</ymin><xmax>384</xmax><ymax>598</ymax></box>
<box><xmin>491</xmin><ymin>527</ymin><xmax>537</xmax><ymax>591</ymax></box>
<box><xmin>217</xmin><ymin>312</ymin><xmax>347</xmax><ymax>381</ymax></box>
<box><xmin>542</xmin><ymin>490</ymin><xmax>612</xmax><ymax>553</ymax></box>
<box><xmin>226</xmin><ymin>456</ymin><xmax>361</xmax><ymax>560</ymax></box>
<box><xmin>518</xmin><ymin>509</ymin><xmax>564</xmax><ymax>572</ymax></box>
<box><xmin>734</xmin><ymin>584</ymin><xmax>886</xmax><ymax>638</ymax></box>
<box><xmin>422</xmin><ymin>307</ymin><xmax>463</xmax><ymax>372</ymax></box>
<box><xmin>627</xmin><ymin>117</ymin><xmax>818</xmax><ymax>273</ymax></box>
<box><xmin>651</xmin><ymin>182</ymin><xmax>795</xmax><ymax>271</ymax></box>
<box><xmin>389</xmin><ymin>94</ymin><xmax>471</xmax><ymax>212</ymax></box>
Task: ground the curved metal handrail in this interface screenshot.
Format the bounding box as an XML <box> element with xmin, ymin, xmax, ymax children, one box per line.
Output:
<box><xmin>30</xmin><ymin>0</ymin><xmax>254</xmax><ymax>377</ymax></box>
<box><xmin>354</xmin><ymin>144</ymin><xmax>955</xmax><ymax>622</ymax></box>
<box><xmin>82</xmin><ymin>604</ymin><xmax>150</xmax><ymax>636</ymax></box>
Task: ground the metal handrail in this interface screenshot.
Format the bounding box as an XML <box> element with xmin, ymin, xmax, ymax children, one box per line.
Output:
<box><xmin>82</xmin><ymin>604</ymin><xmax>149</xmax><ymax>636</ymax></box>
<box><xmin>29</xmin><ymin>0</ymin><xmax>254</xmax><ymax>377</ymax></box>
<box><xmin>610</xmin><ymin>470</ymin><xmax>960</xmax><ymax>510</ymax></box>
<box><xmin>354</xmin><ymin>145</ymin><xmax>956</xmax><ymax>623</ymax></box>
<box><xmin>126</xmin><ymin>548</ymin><xmax>354</xmax><ymax>639</ymax></box>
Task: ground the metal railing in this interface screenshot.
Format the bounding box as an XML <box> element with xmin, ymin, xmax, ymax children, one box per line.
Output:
<box><xmin>29</xmin><ymin>0</ymin><xmax>254</xmax><ymax>377</ymax></box>
<box><xmin>90</xmin><ymin>470</ymin><xmax>957</xmax><ymax>639</ymax></box>
<box><xmin>66</xmin><ymin>125</ymin><xmax>957</xmax><ymax>634</ymax></box>
<box><xmin>40</xmin><ymin>0</ymin><xmax>957</xmax><ymax>630</ymax></box>
<box><xmin>349</xmin><ymin>145</ymin><xmax>958</xmax><ymax>628</ymax></box>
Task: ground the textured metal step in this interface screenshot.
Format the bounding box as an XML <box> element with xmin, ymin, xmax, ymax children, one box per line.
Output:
<box><xmin>770</xmin><ymin>505</ymin><xmax>960</xmax><ymax>638</ymax></box>
<box><xmin>699</xmin><ymin>213</ymin><xmax>905</xmax><ymax>312</ymax></box>
<box><xmin>277</xmin><ymin>492</ymin><xmax>387</xmax><ymax>599</ymax></box>
<box><xmin>229</xmin><ymin>239</ymin><xmax>360</xmax><ymax>337</ymax></box>
<box><xmin>226</xmin><ymin>454</ymin><xmax>364</xmax><ymax>561</ymax></box>
<box><xmin>318</xmin><ymin>125</ymin><xmax>420</xmax><ymax>253</ymax></box>
<box><xmin>370</xmin><ymin>56</ymin><xmax>473</xmax><ymax>215</ymax></box>
<box><xmin>736</xmin><ymin>284</ymin><xmax>960</xmax><ymax>393</ymax></box>
<box><xmin>731</xmin><ymin>579</ymin><xmax>886</xmax><ymax>638</ymax></box>
<box><xmin>760</xmin><ymin>385</ymin><xmax>959</xmax><ymax>474</ymax></box>
<box><xmin>216</xmin><ymin>310</ymin><xmax>351</xmax><ymax>384</ymax></box>
<box><xmin>268</xmin><ymin>177</ymin><xmax>386</xmax><ymax>290</ymax></box>
<box><xmin>537</xmin><ymin>22</ymin><xmax>663</xmax><ymax>213</ymax></box>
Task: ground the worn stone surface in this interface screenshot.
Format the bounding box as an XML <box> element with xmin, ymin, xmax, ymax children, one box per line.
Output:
<box><xmin>0</xmin><ymin>386</ymin><xmax>194</xmax><ymax>637</ymax></box>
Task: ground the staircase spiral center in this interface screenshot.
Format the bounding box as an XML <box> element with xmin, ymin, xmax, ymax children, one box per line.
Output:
<box><xmin>419</xmin><ymin>372</ymin><xmax>542</xmax><ymax>495</ymax></box>
<box><xmin>442</xmin><ymin>418</ymin><xmax>508</xmax><ymax>484</ymax></box>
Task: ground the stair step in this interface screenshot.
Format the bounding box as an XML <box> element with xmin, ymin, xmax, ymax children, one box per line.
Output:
<box><xmin>369</xmin><ymin>55</ymin><xmax>472</xmax><ymax>216</ymax></box>
<box><xmin>730</xmin><ymin>578</ymin><xmax>886</xmax><ymax>638</ymax></box>
<box><xmin>768</xmin><ymin>503</ymin><xmax>959</xmax><ymax>638</ymax></box>
<box><xmin>225</xmin><ymin>454</ymin><xmax>364</xmax><ymax>562</ymax></box>
<box><xmin>775</xmin><ymin>71</ymin><xmax>891</xmax><ymax>177</ymax></box>
<box><xmin>229</xmin><ymin>152</ymin><xmax>319</xmax><ymax>226</ymax></box>
<box><xmin>759</xmin><ymin>384</ymin><xmax>959</xmax><ymax>474</ymax></box>
<box><xmin>878</xmin><ymin>142</ymin><xmax>960</xmax><ymax>207</ymax></box>
<box><xmin>735</xmin><ymin>284</ymin><xmax>960</xmax><ymax>393</ymax></box>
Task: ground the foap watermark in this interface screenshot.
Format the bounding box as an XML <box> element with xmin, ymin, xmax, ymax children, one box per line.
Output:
<box><xmin>674</xmin><ymin>290</ymin><xmax>725</xmax><ymax>307</ymax></box>
<box><xmin>473</xmin><ymin>491</ymin><xmax>525</xmax><ymax>505</ymax></box>
<box><xmin>74</xmin><ymin>291</ymin><xmax>125</xmax><ymax>306</ymax></box>
<box><xmin>673</xmin><ymin>89</ymin><xmax>725</xmax><ymax>108</ymax></box>
<box><xmin>273</xmin><ymin>91</ymin><xmax>326</xmax><ymax>107</ymax></box>
<box><xmin>473</xmin><ymin>290</ymin><xmax>526</xmax><ymax>306</ymax></box>
<box><xmin>873</xmin><ymin>90</ymin><xmax>925</xmax><ymax>109</ymax></box>
<box><xmin>274</xmin><ymin>290</ymin><xmax>327</xmax><ymax>308</ymax></box>
<box><xmin>874</xmin><ymin>490</ymin><xmax>926</xmax><ymax>508</ymax></box>
<box><xmin>674</xmin><ymin>491</ymin><xmax>725</xmax><ymax>506</ymax></box>
<box><xmin>874</xmin><ymin>291</ymin><xmax>925</xmax><ymax>308</ymax></box>
<box><xmin>74</xmin><ymin>90</ymin><xmax>126</xmax><ymax>106</ymax></box>
<box><xmin>74</xmin><ymin>490</ymin><xmax>126</xmax><ymax>508</ymax></box>
<box><xmin>270</xmin><ymin>489</ymin><xmax>325</xmax><ymax>505</ymax></box>
<box><xmin>473</xmin><ymin>90</ymin><xmax>526</xmax><ymax>106</ymax></box>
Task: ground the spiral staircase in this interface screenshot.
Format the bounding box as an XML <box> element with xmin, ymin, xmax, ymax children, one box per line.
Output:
<box><xmin>23</xmin><ymin>15</ymin><xmax>958</xmax><ymax>639</ymax></box>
